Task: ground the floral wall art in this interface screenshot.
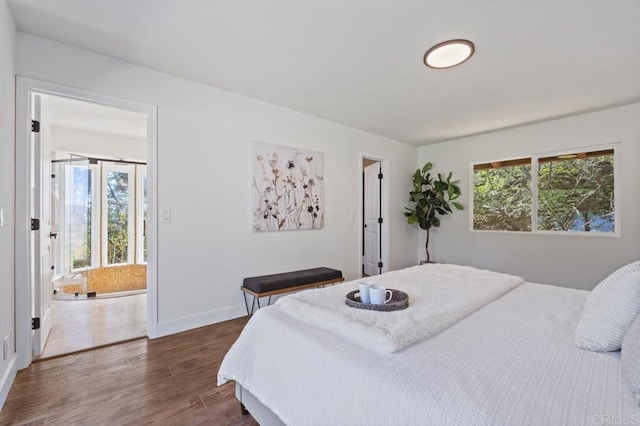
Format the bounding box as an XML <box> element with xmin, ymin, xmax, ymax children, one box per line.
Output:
<box><xmin>252</xmin><ymin>142</ymin><xmax>324</xmax><ymax>232</ymax></box>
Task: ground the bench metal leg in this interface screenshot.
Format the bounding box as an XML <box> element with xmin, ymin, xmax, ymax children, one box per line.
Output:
<box><xmin>242</xmin><ymin>291</ymin><xmax>250</xmax><ymax>316</ymax></box>
<box><xmin>242</xmin><ymin>291</ymin><xmax>259</xmax><ymax>317</ymax></box>
<box><xmin>241</xmin><ymin>292</ymin><xmax>274</xmax><ymax>318</ymax></box>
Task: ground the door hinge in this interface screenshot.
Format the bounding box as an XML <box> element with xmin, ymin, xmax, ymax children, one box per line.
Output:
<box><xmin>51</xmin><ymin>265</ymin><xmax>55</xmax><ymax>270</ymax></box>
<box><xmin>30</xmin><ymin>218</ymin><xmax>40</xmax><ymax>231</ymax></box>
<box><xmin>51</xmin><ymin>174</ymin><xmax>56</xmax><ymax>178</ymax></box>
<box><xmin>378</xmin><ymin>217</ymin><xmax>383</xmax><ymax>224</ymax></box>
<box><xmin>378</xmin><ymin>261</ymin><xmax>384</xmax><ymax>268</ymax></box>
<box><xmin>31</xmin><ymin>120</ymin><xmax>40</xmax><ymax>133</ymax></box>
<box><xmin>378</xmin><ymin>172</ymin><xmax>383</xmax><ymax>180</ymax></box>
<box><xmin>32</xmin><ymin>317</ymin><xmax>40</xmax><ymax>330</ymax></box>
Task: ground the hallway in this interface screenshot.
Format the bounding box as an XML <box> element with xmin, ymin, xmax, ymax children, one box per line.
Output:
<box><xmin>39</xmin><ymin>293</ymin><xmax>146</xmax><ymax>359</ymax></box>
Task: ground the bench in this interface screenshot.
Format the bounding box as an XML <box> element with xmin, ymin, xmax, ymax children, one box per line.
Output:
<box><xmin>241</xmin><ymin>267</ymin><xmax>344</xmax><ymax>316</ymax></box>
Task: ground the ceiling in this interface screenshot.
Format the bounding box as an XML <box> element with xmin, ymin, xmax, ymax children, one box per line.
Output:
<box><xmin>9</xmin><ymin>0</ymin><xmax>640</xmax><ymax>145</ymax></box>
<box><xmin>40</xmin><ymin>93</ymin><xmax>147</xmax><ymax>140</ymax></box>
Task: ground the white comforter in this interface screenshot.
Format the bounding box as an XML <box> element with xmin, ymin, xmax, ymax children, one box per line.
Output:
<box><xmin>276</xmin><ymin>264</ymin><xmax>523</xmax><ymax>353</ymax></box>
<box><xmin>218</xmin><ymin>282</ymin><xmax>640</xmax><ymax>425</ymax></box>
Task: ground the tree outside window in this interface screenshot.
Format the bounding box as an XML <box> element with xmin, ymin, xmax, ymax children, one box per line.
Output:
<box><xmin>472</xmin><ymin>148</ymin><xmax>616</xmax><ymax>234</ymax></box>
<box><xmin>106</xmin><ymin>171</ymin><xmax>130</xmax><ymax>264</ymax></box>
<box><xmin>538</xmin><ymin>151</ymin><xmax>614</xmax><ymax>232</ymax></box>
<box><xmin>473</xmin><ymin>159</ymin><xmax>531</xmax><ymax>232</ymax></box>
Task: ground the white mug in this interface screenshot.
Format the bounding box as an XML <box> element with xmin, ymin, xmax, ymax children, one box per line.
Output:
<box><xmin>358</xmin><ymin>282</ymin><xmax>373</xmax><ymax>304</ymax></box>
<box><xmin>369</xmin><ymin>285</ymin><xmax>392</xmax><ymax>305</ymax></box>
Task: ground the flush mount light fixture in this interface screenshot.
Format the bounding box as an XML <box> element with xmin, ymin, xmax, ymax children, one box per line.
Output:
<box><xmin>424</xmin><ymin>39</ymin><xmax>475</xmax><ymax>69</ymax></box>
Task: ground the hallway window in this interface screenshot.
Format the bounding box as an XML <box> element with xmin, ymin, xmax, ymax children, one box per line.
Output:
<box><xmin>60</xmin><ymin>164</ymin><xmax>97</xmax><ymax>271</ymax></box>
<box><xmin>104</xmin><ymin>166</ymin><xmax>134</xmax><ymax>265</ymax></box>
<box><xmin>55</xmin><ymin>160</ymin><xmax>145</xmax><ymax>275</ymax></box>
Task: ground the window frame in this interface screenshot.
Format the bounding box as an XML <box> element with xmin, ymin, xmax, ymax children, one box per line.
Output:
<box><xmin>136</xmin><ymin>165</ymin><xmax>148</xmax><ymax>264</ymax></box>
<box><xmin>469</xmin><ymin>143</ymin><xmax>620</xmax><ymax>237</ymax></box>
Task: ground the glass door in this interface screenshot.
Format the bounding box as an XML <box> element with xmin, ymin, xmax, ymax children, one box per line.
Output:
<box><xmin>51</xmin><ymin>159</ymin><xmax>95</xmax><ymax>297</ymax></box>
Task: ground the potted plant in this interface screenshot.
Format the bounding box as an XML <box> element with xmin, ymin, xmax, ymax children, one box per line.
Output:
<box><xmin>404</xmin><ymin>162</ymin><xmax>464</xmax><ymax>263</ymax></box>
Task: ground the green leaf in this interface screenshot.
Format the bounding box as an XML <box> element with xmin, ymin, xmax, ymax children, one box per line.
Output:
<box><xmin>447</xmin><ymin>185</ymin><xmax>455</xmax><ymax>199</ymax></box>
<box><xmin>422</xmin><ymin>162</ymin><xmax>433</xmax><ymax>173</ymax></box>
<box><xmin>452</xmin><ymin>202</ymin><xmax>464</xmax><ymax>210</ymax></box>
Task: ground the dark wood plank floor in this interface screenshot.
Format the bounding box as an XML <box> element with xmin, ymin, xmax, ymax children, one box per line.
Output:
<box><xmin>0</xmin><ymin>317</ymin><xmax>258</xmax><ymax>426</ymax></box>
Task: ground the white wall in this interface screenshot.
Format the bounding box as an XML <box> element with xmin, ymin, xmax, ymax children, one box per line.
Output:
<box><xmin>0</xmin><ymin>0</ymin><xmax>16</xmax><ymax>409</ymax></box>
<box><xmin>16</xmin><ymin>33</ymin><xmax>418</xmax><ymax>335</ymax></box>
<box><xmin>418</xmin><ymin>104</ymin><xmax>640</xmax><ymax>290</ymax></box>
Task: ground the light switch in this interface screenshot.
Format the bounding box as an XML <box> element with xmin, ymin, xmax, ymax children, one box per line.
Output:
<box><xmin>161</xmin><ymin>209</ymin><xmax>171</xmax><ymax>223</ymax></box>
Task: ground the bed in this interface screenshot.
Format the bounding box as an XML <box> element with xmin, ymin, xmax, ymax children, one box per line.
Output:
<box><xmin>218</xmin><ymin>263</ymin><xmax>640</xmax><ymax>425</ymax></box>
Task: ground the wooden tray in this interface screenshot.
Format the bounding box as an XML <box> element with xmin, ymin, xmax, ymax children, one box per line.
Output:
<box><xmin>345</xmin><ymin>289</ymin><xmax>409</xmax><ymax>311</ymax></box>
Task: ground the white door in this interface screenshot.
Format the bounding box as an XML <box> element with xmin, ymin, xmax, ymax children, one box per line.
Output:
<box><xmin>363</xmin><ymin>163</ymin><xmax>381</xmax><ymax>276</ymax></box>
<box><xmin>31</xmin><ymin>94</ymin><xmax>53</xmax><ymax>357</ymax></box>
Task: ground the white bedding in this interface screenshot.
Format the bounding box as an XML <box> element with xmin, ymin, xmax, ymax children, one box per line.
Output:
<box><xmin>219</xmin><ymin>281</ymin><xmax>640</xmax><ymax>425</ymax></box>
<box><xmin>276</xmin><ymin>264</ymin><xmax>523</xmax><ymax>353</ymax></box>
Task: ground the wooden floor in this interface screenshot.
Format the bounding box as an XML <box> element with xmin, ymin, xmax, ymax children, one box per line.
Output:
<box><xmin>0</xmin><ymin>317</ymin><xmax>258</xmax><ymax>426</ymax></box>
<box><xmin>40</xmin><ymin>293</ymin><xmax>146</xmax><ymax>359</ymax></box>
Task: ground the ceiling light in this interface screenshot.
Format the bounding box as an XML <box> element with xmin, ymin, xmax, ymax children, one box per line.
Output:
<box><xmin>424</xmin><ymin>39</ymin><xmax>475</xmax><ymax>69</ymax></box>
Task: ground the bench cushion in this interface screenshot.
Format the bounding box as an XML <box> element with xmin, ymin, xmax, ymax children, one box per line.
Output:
<box><xmin>243</xmin><ymin>267</ymin><xmax>343</xmax><ymax>294</ymax></box>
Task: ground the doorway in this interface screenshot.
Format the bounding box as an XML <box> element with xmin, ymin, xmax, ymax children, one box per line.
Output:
<box><xmin>15</xmin><ymin>78</ymin><xmax>158</xmax><ymax>368</ymax></box>
<box><xmin>360</xmin><ymin>155</ymin><xmax>390</xmax><ymax>278</ymax></box>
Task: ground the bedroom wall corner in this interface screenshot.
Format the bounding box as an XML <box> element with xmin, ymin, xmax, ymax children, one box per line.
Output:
<box><xmin>417</xmin><ymin>103</ymin><xmax>640</xmax><ymax>290</ymax></box>
<box><xmin>0</xmin><ymin>0</ymin><xmax>17</xmax><ymax>410</ymax></box>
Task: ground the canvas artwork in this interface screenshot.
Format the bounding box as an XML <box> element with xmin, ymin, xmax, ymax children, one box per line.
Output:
<box><xmin>252</xmin><ymin>142</ymin><xmax>324</xmax><ymax>232</ymax></box>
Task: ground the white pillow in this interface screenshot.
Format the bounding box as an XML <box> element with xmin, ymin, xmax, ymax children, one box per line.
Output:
<box><xmin>622</xmin><ymin>314</ymin><xmax>640</xmax><ymax>406</ymax></box>
<box><xmin>575</xmin><ymin>261</ymin><xmax>640</xmax><ymax>352</ymax></box>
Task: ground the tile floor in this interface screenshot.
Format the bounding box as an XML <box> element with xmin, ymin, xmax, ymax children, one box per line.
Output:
<box><xmin>39</xmin><ymin>293</ymin><xmax>147</xmax><ymax>359</ymax></box>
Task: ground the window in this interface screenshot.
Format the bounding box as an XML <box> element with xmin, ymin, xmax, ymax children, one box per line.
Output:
<box><xmin>473</xmin><ymin>158</ymin><xmax>532</xmax><ymax>232</ymax></box>
<box><xmin>103</xmin><ymin>164</ymin><xmax>135</xmax><ymax>265</ymax></box>
<box><xmin>54</xmin><ymin>160</ymin><xmax>146</xmax><ymax>275</ymax></box>
<box><xmin>537</xmin><ymin>150</ymin><xmax>614</xmax><ymax>232</ymax></box>
<box><xmin>472</xmin><ymin>146</ymin><xmax>617</xmax><ymax>235</ymax></box>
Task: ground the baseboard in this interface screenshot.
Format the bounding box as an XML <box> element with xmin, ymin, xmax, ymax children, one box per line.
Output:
<box><xmin>0</xmin><ymin>354</ymin><xmax>17</xmax><ymax>411</ymax></box>
<box><xmin>155</xmin><ymin>304</ymin><xmax>247</xmax><ymax>338</ymax></box>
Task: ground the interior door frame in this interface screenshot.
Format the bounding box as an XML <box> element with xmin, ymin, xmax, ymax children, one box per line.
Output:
<box><xmin>362</xmin><ymin>161</ymin><xmax>381</xmax><ymax>276</ymax></box>
<box><xmin>15</xmin><ymin>77</ymin><xmax>159</xmax><ymax>369</ymax></box>
<box><xmin>358</xmin><ymin>153</ymin><xmax>390</xmax><ymax>278</ymax></box>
